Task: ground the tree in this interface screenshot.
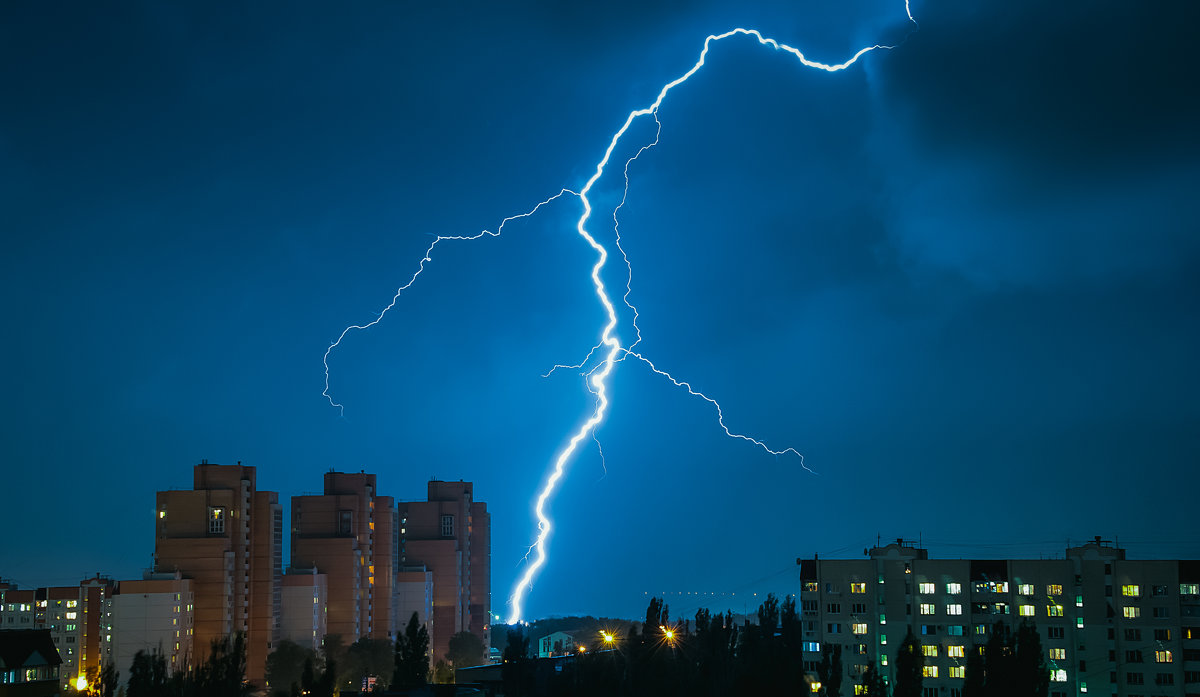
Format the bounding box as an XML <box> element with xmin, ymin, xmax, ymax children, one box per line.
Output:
<box><xmin>1014</xmin><ymin>620</ymin><xmax>1050</xmax><ymax>697</ymax></box>
<box><xmin>962</xmin><ymin>646</ymin><xmax>984</xmax><ymax>697</ymax></box>
<box><xmin>126</xmin><ymin>649</ymin><xmax>170</xmax><ymax>697</ymax></box>
<box><xmin>501</xmin><ymin>626</ymin><xmax>534</xmax><ymax>697</ymax></box>
<box><xmin>344</xmin><ymin>637</ymin><xmax>395</xmax><ymax>689</ymax></box>
<box><xmin>392</xmin><ymin>612</ymin><xmax>430</xmax><ymax>689</ymax></box>
<box><xmin>894</xmin><ymin>627</ymin><xmax>923</xmax><ymax>697</ymax></box>
<box><xmin>266</xmin><ymin>639</ymin><xmax>316</xmax><ymax>696</ymax></box>
<box><xmin>449</xmin><ymin>631</ymin><xmax>487</xmax><ymax>669</ymax></box>
<box><xmin>862</xmin><ymin>661</ymin><xmax>888</xmax><ymax>697</ymax></box>
<box><xmin>818</xmin><ymin>643</ymin><xmax>844</xmax><ymax>697</ymax></box>
<box><xmin>193</xmin><ymin>632</ymin><xmax>250</xmax><ymax>697</ymax></box>
<box><xmin>982</xmin><ymin>621</ymin><xmax>1015</xmax><ymax>697</ymax></box>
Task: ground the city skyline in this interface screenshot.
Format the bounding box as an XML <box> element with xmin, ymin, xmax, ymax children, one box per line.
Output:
<box><xmin>3</xmin><ymin>0</ymin><xmax>1198</xmax><ymax>623</ymax></box>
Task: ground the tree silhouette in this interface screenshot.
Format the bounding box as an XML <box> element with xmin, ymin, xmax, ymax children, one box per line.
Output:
<box><xmin>894</xmin><ymin>627</ymin><xmax>922</xmax><ymax>697</ymax></box>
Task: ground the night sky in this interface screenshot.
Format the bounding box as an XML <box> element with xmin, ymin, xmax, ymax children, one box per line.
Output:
<box><xmin>3</xmin><ymin>0</ymin><xmax>1198</xmax><ymax>621</ymax></box>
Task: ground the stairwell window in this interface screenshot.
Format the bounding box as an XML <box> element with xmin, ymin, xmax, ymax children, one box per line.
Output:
<box><xmin>441</xmin><ymin>515</ymin><xmax>454</xmax><ymax>537</ymax></box>
<box><xmin>208</xmin><ymin>507</ymin><xmax>225</xmax><ymax>534</ymax></box>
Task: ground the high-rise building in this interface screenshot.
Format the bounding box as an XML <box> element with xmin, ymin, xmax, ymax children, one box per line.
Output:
<box><xmin>796</xmin><ymin>538</ymin><xmax>1200</xmax><ymax>697</ymax></box>
<box><xmin>279</xmin><ymin>569</ymin><xmax>327</xmax><ymax>652</ymax></box>
<box><xmin>154</xmin><ymin>462</ymin><xmax>282</xmax><ymax>684</ymax></box>
<box><xmin>397</xmin><ymin>480</ymin><xmax>490</xmax><ymax>661</ymax></box>
<box><xmin>291</xmin><ymin>471</ymin><xmax>395</xmax><ymax>641</ymax></box>
<box><xmin>109</xmin><ymin>572</ymin><xmax>194</xmax><ymax>684</ymax></box>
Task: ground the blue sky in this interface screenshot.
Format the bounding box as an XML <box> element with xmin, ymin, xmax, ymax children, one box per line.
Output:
<box><xmin>2</xmin><ymin>0</ymin><xmax>1197</xmax><ymax>621</ymax></box>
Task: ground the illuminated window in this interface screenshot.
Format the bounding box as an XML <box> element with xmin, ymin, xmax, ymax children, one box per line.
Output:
<box><xmin>1076</xmin><ymin>617</ymin><xmax>1084</xmax><ymax>629</ymax></box>
<box><xmin>811</xmin><ymin>682</ymin><xmax>822</xmax><ymax>693</ymax></box>
<box><xmin>1047</xmin><ymin>584</ymin><xmax>1063</xmax><ymax>596</ymax></box>
<box><xmin>920</xmin><ymin>603</ymin><xmax>935</xmax><ymax>615</ymax></box>
<box><xmin>1122</xmin><ymin>585</ymin><xmax>1140</xmax><ymax>598</ymax></box>
<box><xmin>66</xmin><ymin>601</ymin><xmax>77</xmax><ymax>608</ymax></box>
<box><xmin>947</xmin><ymin>604</ymin><xmax>962</xmax><ymax>615</ymax></box>
<box><xmin>804</xmin><ymin>582</ymin><xmax>819</xmax><ymax>592</ymax></box>
<box><xmin>923</xmin><ymin>645</ymin><xmax>938</xmax><ymax>657</ymax></box>
<box><xmin>1075</xmin><ymin>595</ymin><xmax>1083</xmax><ymax>607</ymax></box>
<box><xmin>923</xmin><ymin>666</ymin><xmax>939</xmax><ymax>678</ymax></box>
<box><xmin>946</xmin><ymin>582</ymin><xmax>962</xmax><ymax>594</ymax></box>
<box><xmin>65</xmin><ymin>612</ymin><xmax>76</xmax><ymax>620</ymax></box>
<box><xmin>1051</xmin><ymin>669</ymin><xmax>1067</xmax><ymax>682</ymax></box>
<box><xmin>919</xmin><ymin>583</ymin><xmax>935</xmax><ymax>594</ymax></box>
<box><xmin>440</xmin><ymin>515</ymin><xmax>454</xmax><ymax>537</ymax></box>
<box><xmin>881</xmin><ymin>655</ymin><xmax>888</xmax><ymax>666</ymax></box>
<box><xmin>949</xmin><ymin>666</ymin><xmax>965</xmax><ymax>678</ymax></box>
<box><xmin>851</xmin><ymin>583</ymin><xmax>867</xmax><ymax>594</ymax></box>
<box><xmin>1123</xmin><ymin>606</ymin><xmax>1140</xmax><ymax>619</ymax></box>
<box><xmin>1049</xmin><ymin>648</ymin><xmax>1066</xmax><ymax>659</ymax></box>
<box><xmin>948</xmin><ymin>625</ymin><xmax>964</xmax><ymax>636</ymax></box>
<box><xmin>881</xmin><ymin>634</ymin><xmax>887</xmax><ymax>645</ymax></box>
<box><xmin>1155</xmin><ymin>650</ymin><xmax>1173</xmax><ymax>663</ymax></box>
<box><xmin>852</xmin><ymin>623</ymin><xmax>868</xmax><ymax>635</ymax></box>
<box><xmin>1019</xmin><ymin>605</ymin><xmax>1035</xmax><ymax>616</ymax></box>
<box><xmin>159</xmin><ymin>510</ymin><xmax>166</xmax><ymax>519</ymax></box>
<box><xmin>1018</xmin><ymin>584</ymin><xmax>1035</xmax><ymax>595</ymax></box>
<box><xmin>948</xmin><ymin>645</ymin><xmax>965</xmax><ymax>658</ymax></box>
<box><xmin>208</xmin><ymin>507</ymin><xmax>225</xmax><ymax>534</ymax></box>
<box><xmin>1181</xmin><ymin>583</ymin><xmax>1199</xmax><ymax>596</ymax></box>
<box><xmin>974</xmin><ymin>624</ymin><xmax>987</xmax><ymax>635</ymax></box>
<box><xmin>803</xmin><ymin>641</ymin><xmax>821</xmax><ymax>652</ymax></box>
<box><xmin>1047</xmin><ymin>605</ymin><xmax>1063</xmax><ymax>617</ymax></box>
<box><xmin>855</xmin><ymin>686</ymin><xmax>867</xmax><ymax>695</ymax></box>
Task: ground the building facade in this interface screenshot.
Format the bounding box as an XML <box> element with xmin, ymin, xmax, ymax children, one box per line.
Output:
<box><xmin>0</xmin><ymin>576</ymin><xmax>113</xmax><ymax>691</ymax></box>
<box><xmin>797</xmin><ymin>538</ymin><xmax>1200</xmax><ymax>697</ymax></box>
<box><xmin>291</xmin><ymin>471</ymin><xmax>395</xmax><ymax>641</ymax></box>
<box><xmin>279</xmin><ymin>569</ymin><xmax>327</xmax><ymax>652</ymax></box>
<box><xmin>108</xmin><ymin>572</ymin><xmax>194</xmax><ymax>684</ymax></box>
<box><xmin>397</xmin><ymin>480</ymin><xmax>490</xmax><ymax>661</ymax></box>
<box><xmin>154</xmin><ymin>462</ymin><xmax>282</xmax><ymax>684</ymax></box>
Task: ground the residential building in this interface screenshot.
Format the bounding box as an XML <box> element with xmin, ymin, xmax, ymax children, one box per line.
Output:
<box><xmin>291</xmin><ymin>471</ymin><xmax>395</xmax><ymax>641</ymax></box>
<box><xmin>397</xmin><ymin>480</ymin><xmax>490</xmax><ymax>661</ymax></box>
<box><xmin>279</xmin><ymin>569</ymin><xmax>327</xmax><ymax>652</ymax></box>
<box><xmin>797</xmin><ymin>538</ymin><xmax>1200</xmax><ymax>697</ymax></box>
<box><xmin>108</xmin><ymin>572</ymin><xmax>193</xmax><ymax>685</ymax></box>
<box><xmin>0</xmin><ymin>576</ymin><xmax>113</xmax><ymax>691</ymax></box>
<box><xmin>394</xmin><ymin>564</ymin><xmax>434</xmax><ymax>641</ymax></box>
<box><xmin>154</xmin><ymin>461</ymin><xmax>282</xmax><ymax>684</ymax></box>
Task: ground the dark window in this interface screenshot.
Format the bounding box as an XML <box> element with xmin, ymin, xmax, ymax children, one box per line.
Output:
<box><xmin>1048</xmin><ymin>627</ymin><xmax>1065</xmax><ymax>639</ymax></box>
<box><xmin>339</xmin><ymin>510</ymin><xmax>353</xmax><ymax>535</ymax></box>
<box><xmin>1156</xmin><ymin>673</ymin><xmax>1175</xmax><ymax>686</ymax></box>
<box><xmin>1155</xmin><ymin>629</ymin><xmax>1171</xmax><ymax>641</ymax></box>
<box><xmin>1126</xmin><ymin>650</ymin><xmax>1144</xmax><ymax>663</ymax></box>
<box><xmin>1153</xmin><ymin>585</ymin><xmax>1169</xmax><ymax>596</ymax></box>
<box><xmin>852</xmin><ymin>603</ymin><xmax>868</xmax><ymax>614</ymax></box>
<box><xmin>827</xmin><ymin>603</ymin><xmax>841</xmax><ymax>614</ymax></box>
<box><xmin>1126</xmin><ymin>629</ymin><xmax>1143</xmax><ymax>641</ymax></box>
<box><xmin>1154</xmin><ymin>607</ymin><xmax>1170</xmax><ymax>618</ymax></box>
<box><xmin>1126</xmin><ymin>672</ymin><xmax>1144</xmax><ymax>685</ymax></box>
<box><xmin>440</xmin><ymin>515</ymin><xmax>454</xmax><ymax>537</ymax></box>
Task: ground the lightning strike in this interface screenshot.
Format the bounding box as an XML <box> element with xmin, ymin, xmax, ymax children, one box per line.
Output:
<box><xmin>323</xmin><ymin>9</ymin><xmax>916</xmax><ymax>625</ymax></box>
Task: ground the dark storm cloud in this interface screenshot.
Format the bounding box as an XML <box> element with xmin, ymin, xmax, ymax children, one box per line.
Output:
<box><xmin>867</xmin><ymin>0</ymin><xmax>1200</xmax><ymax>288</ymax></box>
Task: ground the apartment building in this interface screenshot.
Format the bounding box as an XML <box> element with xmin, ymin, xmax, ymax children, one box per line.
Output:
<box><xmin>397</xmin><ymin>480</ymin><xmax>490</xmax><ymax>660</ymax></box>
<box><xmin>108</xmin><ymin>572</ymin><xmax>194</xmax><ymax>682</ymax></box>
<box><xmin>0</xmin><ymin>575</ymin><xmax>113</xmax><ymax>691</ymax></box>
<box><xmin>797</xmin><ymin>538</ymin><xmax>1200</xmax><ymax>697</ymax></box>
<box><xmin>291</xmin><ymin>471</ymin><xmax>395</xmax><ymax>641</ymax></box>
<box><xmin>154</xmin><ymin>462</ymin><xmax>282</xmax><ymax>684</ymax></box>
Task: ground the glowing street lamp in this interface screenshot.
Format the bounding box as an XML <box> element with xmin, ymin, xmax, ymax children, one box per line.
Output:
<box><xmin>75</xmin><ymin>675</ymin><xmax>88</xmax><ymax>691</ymax></box>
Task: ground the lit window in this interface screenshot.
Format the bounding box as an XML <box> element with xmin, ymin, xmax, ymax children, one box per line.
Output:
<box><xmin>1075</xmin><ymin>595</ymin><xmax>1083</xmax><ymax>607</ymax></box>
<box><xmin>881</xmin><ymin>634</ymin><xmax>887</xmax><ymax>645</ymax></box>
<box><xmin>804</xmin><ymin>582</ymin><xmax>819</xmax><ymax>592</ymax></box>
<box><xmin>1076</xmin><ymin>617</ymin><xmax>1084</xmax><ymax>628</ymax></box>
<box><xmin>1122</xmin><ymin>585</ymin><xmax>1140</xmax><ymax>598</ymax></box>
<box><xmin>923</xmin><ymin>645</ymin><xmax>938</xmax><ymax>657</ymax></box>
<box><xmin>1047</xmin><ymin>584</ymin><xmax>1063</xmax><ymax>595</ymax></box>
<box><xmin>1049</xmin><ymin>648</ymin><xmax>1066</xmax><ymax>659</ymax></box>
<box><xmin>1155</xmin><ymin>650</ymin><xmax>1172</xmax><ymax>663</ymax></box>
<box><xmin>948</xmin><ymin>625</ymin><xmax>964</xmax><ymax>636</ymax></box>
<box><xmin>65</xmin><ymin>612</ymin><xmax>76</xmax><ymax>620</ymax></box>
<box><xmin>66</xmin><ymin>601</ymin><xmax>77</xmax><ymax>608</ymax></box>
<box><xmin>855</xmin><ymin>686</ymin><xmax>867</xmax><ymax>696</ymax></box>
<box><xmin>923</xmin><ymin>666</ymin><xmax>939</xmax><ymax>678</ymax></box>
<box><xmin>1018</xmin><ymin>584</ymin><xmax>1035</xmax><ymax>595</ymax></box>
<box><xmin>208</xmin><ymin>507</ymin><xmax>225</xmax><ymax>534</ymax></box>
<box><xmin>919</xmin><ymin>583</ymin><xmax>935</xmax><ymax>594</ymax></box>
<box><xmin>1123</xmin><ymin>607</ymin><xmax>1140</xmax><ymax>619</ymax></box>
<box><xmin>1080</xmin><ymin>681</ymin><xmax>1087</xmax><ymax>693</ymax></box>
<box><xmin>1181</xmin><ymin>583</ymin><xmax>1199</xmax><ymax>596</ymax></box>
<box><xmin>811</xmin><ymin>682</ymin><xmax>822</xmax><ymax>693</ymax></box>
<box><xmin>1019</xmin><ymin>605</ymin><xmax>1035</xmax><ymax>616</ymax></box>
<box><xmin>1047</xmin><ymin>605</ymin><xmax>1064</xmax><ymax>617</ymax></box>
<box><xmin>920</xmin><ymin>603</ymin><xmax>935</xmax><ymax>615</ymax></box>
<box><xmin>974</xmin><ymin>624</ymin><xmax>987</xmax><ymax>635</ymax></box>
<box><xmin>803</xmin><ymin>641</ymin><xmax>821</xmax><ymax>652</ymax></box>
<box><xmin>948</xmin><ymin>645</ymin><xmax>965</xmax><ymax>658</ymax></box>
<box><xmin>881</xmin><ymin>655</ymin><xmax>888</xmax><ymax>666</ymax></box>
<box><xmin>852</xmin><ymin>623</ymin><xmax>868</xmax><ymax>635</ymax></box>
<box><xmin>946</xmin><ymin>603</ymin><xmax>962</xmax><ymax>615</ymax></box>
<box><xmin>946</xmin><ymin>583</ymin><xmax>962</xmax><ymax>595</ymax></box>
<box><xmin>1051</xmin><ymin>669</ymin><xmax>1067</xmax><ymax>682</ymax></box>
<box><xmin>159</xmin><ymin>510</ymin><xmax>166</xmax><ymax>519</ymax></box>
<box><xmin>949</xmin><ymin>666</ymin><xmax>965</xmax><ymax>679</ymax></box>
<box><xmin>851</xmin><ymin>583</ymin><xmax>867</xmax><ymax>594</ymax></box>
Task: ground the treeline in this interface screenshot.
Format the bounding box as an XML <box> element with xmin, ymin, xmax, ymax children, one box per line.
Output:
<box><xmin>501</xmin><ymin>594</ymin><xmax>1052</xmax><ymax>697</ymax></box>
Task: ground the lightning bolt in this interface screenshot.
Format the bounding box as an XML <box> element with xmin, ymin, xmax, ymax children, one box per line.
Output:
<box><xmin>322</xmin><ymin>9</ymin><xmax>917</xmax><ymax>625</ymax></box>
